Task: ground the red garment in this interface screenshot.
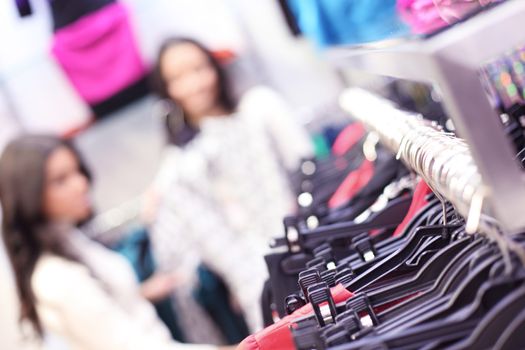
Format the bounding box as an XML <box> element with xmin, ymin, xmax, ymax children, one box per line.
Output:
<box><xmin>332</xmin><ymin>123</ymin><xmax>366</xmax><ymax>157</ymax></box>
<box><xmin>238</xmin><ymin>284</ymin><xmax>354</xmax><ymax>350</ymax></box>
<box><xmin>328</xmin><ymin>159</ymin><xmax>375</xmax><ymax>209</ymax></box>
<box><xmin>393</xmin><ymin>180</ymin><xmax>432</xmax><ymax>237</ymax></box>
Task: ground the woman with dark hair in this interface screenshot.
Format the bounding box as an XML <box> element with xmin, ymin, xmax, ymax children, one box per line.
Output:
<box><xmin>0</xmin><ymin>134</ymin><xmax>232</xmax><ymax>350</ymax></box>
<box><xmin>146</xmin><ymin>38</ymin><xmax>313</xmax><ymax>332</ymax></box>
<box><xmin>151</xmin><ymin>38</ymin><xmax>236</xmax><ymax>146</ymax></box>
<box><xmin>149</xmin><ymin>37</ymin><xmax>311</xmax><ymax>164</ymax></box>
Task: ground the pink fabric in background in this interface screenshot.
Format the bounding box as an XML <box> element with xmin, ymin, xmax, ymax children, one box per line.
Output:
<box><xmin>432</xmin><ymin>0</ymin><xmax>495</xmax><ymax>23</ymax></box>
<box><xmin>51</xmin><ymin>3</ymin><xmax>146</xmax><ymax>104</ymax></box>
<box><xmin>398</xmin><ymin>0</ymin><xmax>448</xmax><ymax>34</ymax></box>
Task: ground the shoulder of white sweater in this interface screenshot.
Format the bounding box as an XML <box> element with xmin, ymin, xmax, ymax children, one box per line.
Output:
<box><xmin>238</xmin><ymin>86</ymin><xmax>292</xmax><ymax>119</ymax></box>
<box><xmin>238</xmin><ymin>85</ymin><xmax>286</xmax><ymax>110</ymax></box>
<box><xmin>32</xmin><ymin>254</ymin><xmax>88</xmax><ymax>303</ymax></box>
<box><xmin>32</xmin><ymin>255</ymin><xmax>219</xmax><ymax>350</ymax></box>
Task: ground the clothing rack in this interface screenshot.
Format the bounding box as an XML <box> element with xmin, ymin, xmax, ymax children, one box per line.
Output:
<box><xmin>340</xmin><ymin>88</ymin><xmax>486</xmax><ymax>232</ymax></box>
<box><xmin>341</xmin><ymin>87</ymin><xmax>525</xmax><ymax>270</ymax></box>
<box><xmin>328</xmin><ymin>0</ymin><xmax>525</xmax><ymax>234</ymax></box>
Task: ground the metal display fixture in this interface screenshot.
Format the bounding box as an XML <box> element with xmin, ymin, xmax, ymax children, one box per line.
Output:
<box><xmin>340</xmin><ymin>88</ymin><xmax>487</xmax><ymax>233</ymax></box>
<box><xmin>328</xmin><ymin>0</ymin><xmax>525</xmax><ymax>233</ymax></box>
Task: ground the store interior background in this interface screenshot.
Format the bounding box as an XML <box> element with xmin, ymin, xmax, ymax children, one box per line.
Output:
<box><xmin>1</xmin><ymin>1</ymin><xmax>521</xmax><ymax>349</ymax></box>
<box><xmin>0</xmin><ymin>1</ymin><xmax>345</xmax><ymax>348</ymax></box>
<box><xmin>0</xmin><ymin>0</ymin><xmax>344</xmax><ymax>207</ymax></box>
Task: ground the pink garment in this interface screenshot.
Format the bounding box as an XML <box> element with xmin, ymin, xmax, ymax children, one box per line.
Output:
<box><xmin>398</xmin><ymin>0</ymin><xmax>448</xmax><ymax>34</ymax></box>
<box><xmin>51</xmin><ymin>3</ymin><xmax>146</xmax><ymax>104</ymax></box>
<box><xmin>432</xmin><ymin>0</ymin><xmax>496</xmax><ymax>23</ymax></box>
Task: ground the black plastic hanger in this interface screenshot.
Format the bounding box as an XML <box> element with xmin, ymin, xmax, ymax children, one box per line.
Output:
<box><xmin>493</xmin><ymin>307</ymin><xmax>525</xmax><ymax>350</ymax></box>
<box><xmin>376</xmin><ymin>252</ymin><xmax>502</xmax><ymax>335</ymax></box>
<box><xmin>297</xmin><ymin>195</ymin><xmax>413</xmax><ymax>250</ymax></box>
<box><xmin>371</xmin><ymin>263</ymin><xmax>524</xmax><ymax>350</ymax></box>
<box><xmin>272</xmin><ymin>194</ymin><xmax>414</xmax><ymax>252</ymax></box>
<box><xmin>366</xmin><ymin>235</ymin><xmax>472</xmax><ymax>308</ymax></box>
<box><xmin>371</xmin><ymin>242</ymin><xmax>498</xmax><ymax>336</ymax></box>
<box><xmin>337</xmin><ymin>257</ymin><xmax>523</xmax><ymax>350</ymax></box>
<box><xmin>447</xmin><ymin>284</ymin><xmax>525</xmax><ymax>349</ymax></box>
<box><xmin>336</xmin><ymin>198</ymin><xmax>444</xmax><ymax>276</ymax></box>
<box><xmin>344</xmin><ymin>223</ymin><xmax>458</xmax><ymax>293</ymax></box>
<box><xmin>375</xmin><ymin>236</ymin><xmax>485</xmax><ymax>324</ymax></box>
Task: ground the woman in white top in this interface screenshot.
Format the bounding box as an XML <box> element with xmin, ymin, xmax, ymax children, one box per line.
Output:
<box><xmin>147</xmin><ymin>38</ymin><xmax>313</xmax><ymax>332</ymax></box>
<box><xmin>0</xmin><ymin>135</ymin><xmax>232</xmax><ymax>350</ymax></box>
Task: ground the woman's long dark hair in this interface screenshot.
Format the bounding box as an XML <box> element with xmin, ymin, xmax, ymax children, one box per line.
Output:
<box><xmin>0</xmin><ymin>135</ymin><xmax>92</xmax><ymax>338</ymax></box>
<box><xmin>151</xmin><ymin>37</ymin><xmax>236</xmax><ymax>146</ymax></box>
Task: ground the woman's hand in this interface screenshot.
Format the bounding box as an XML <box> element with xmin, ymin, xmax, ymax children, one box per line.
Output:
<box><xmin>140</xmin><ymin>272</ymin><xmax>184</xmax><ymax>303</ymax></box>
<box><xmin>140</xmin><ymin>187</ymin><xmax>161</xmax><ymax>225</ymax></box>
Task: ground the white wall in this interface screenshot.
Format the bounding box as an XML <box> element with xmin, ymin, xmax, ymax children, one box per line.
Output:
<box><xmin>0</xmin><ymin>0</ymin><xmax>91</xmax><ymax>138</ymax></box>
<box><xmin>0</xmin><ymin>88</ymin><xmax>20</xmax><ymax>151</ymax></box>
<box><xmin>226</xmin><ymin>0</ymin><xmax>343</xmax><ymax>109</ymax></box>
<box><xmin>123</xmin><ymin>0</ymin><xmax>247</xmax><ymax>62</ymax></box>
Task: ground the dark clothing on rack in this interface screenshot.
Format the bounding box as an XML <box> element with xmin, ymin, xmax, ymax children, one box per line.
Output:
<box><xmin>15</xmin><ymin>0</ymin><xmax>114</xmax><ymax>31</ymax></box>
<box><xmin>252</xmin><ymin>118</ymin><xmax>525</xmax><ymax>349</ymax></box>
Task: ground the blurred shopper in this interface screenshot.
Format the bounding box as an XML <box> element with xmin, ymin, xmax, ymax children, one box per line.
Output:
<box><xmin>0</xmin><ymin>135</ymin><xmax>233</xmax><ymax>350</ymax></box>
<box><xmin>146</xmin><ymin>38</ymin><xmax>313</xmax><ymax>332</ymax></box>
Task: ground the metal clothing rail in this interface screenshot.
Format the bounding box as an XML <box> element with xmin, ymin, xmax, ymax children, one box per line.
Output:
<box><xmin>340</xmin><ymin>88</ymin><xmax>488</xmax><ymax>233</ymax></box>
<box><xmin>327</xmin><ymin>0</ymin><xmax>525</xmax><ymax>233</ymax></box>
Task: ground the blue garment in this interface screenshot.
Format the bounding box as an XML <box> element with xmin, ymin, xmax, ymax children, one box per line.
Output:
<box><xmin>287</xmin><ymin>0</ymin><xmax>409</xmax><ymax>48</ymax></box>
<box><xmin>111</xmin><ymin>227</ymin><xmax>249</xmax><ymax>344</ymax></box>
<box><xmin>110</xmin><ymin>227</ymin><xmax>186</xmax><ymax>342</ymax></box>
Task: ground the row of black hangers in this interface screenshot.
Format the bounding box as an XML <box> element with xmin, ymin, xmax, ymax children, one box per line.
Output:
<box><xmin>263</xmin><ymin>133</ymin><xmax>415</xmax><ymax>320</ymax></box>
<box><xmin>262</xmin><ymin>124</ymin><xmax>525</xmax><ymax>349</ymax></box>
<box><xmin>286</xmin><ymin>193</ymin><xmax>525</xmax><ymax>349</ymax></box>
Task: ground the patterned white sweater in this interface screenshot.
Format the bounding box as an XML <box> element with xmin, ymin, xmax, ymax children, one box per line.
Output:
<box><xmin>150</xmin><ymin>86</ymin><xmax>313</xmax><ymax>332</ymax></box>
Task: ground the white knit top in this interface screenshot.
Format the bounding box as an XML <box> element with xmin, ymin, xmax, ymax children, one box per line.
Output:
<box><xmin>32</xmin><ymin>231</ymin><xmax>217</xmax><ymax>350</ymax></box>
